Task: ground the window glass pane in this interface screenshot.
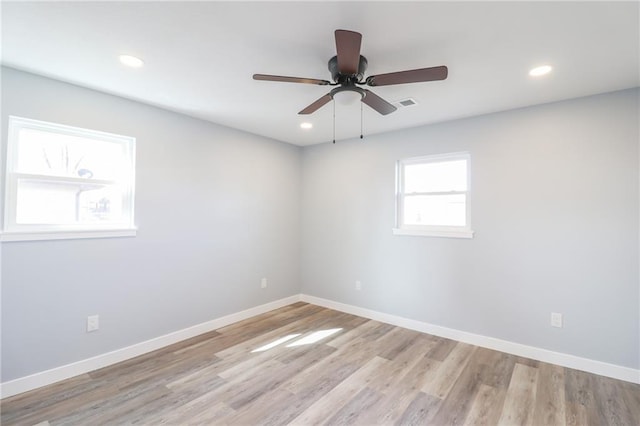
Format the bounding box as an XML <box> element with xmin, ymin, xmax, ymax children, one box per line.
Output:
<box><xmin>404</xmin><ymin>159</ymin><xmax>467</xmax><ymax>193</ymax></box>
<box><xmin>78</xmin><ymin>186</ymin><xmax>124</xmax><ymax>223</ymax></box>
<box><xmin>16</xmin><ymin>179</ymin><xmax>124</xmax><ymax>225</ymax></box>
<box><xmin>16</xmin><ymin>128</ymin><xmax>127</xmax><ymax>180</ymax></box>
<box><xmin>403</xmin><ymin>194</ymin><xmax>466</xmax><ymax>227</ymax></box>
<box><xmin>16</xmin><ymin>180</ymin><xmax>78</xmax><ymax>224</ymax></box>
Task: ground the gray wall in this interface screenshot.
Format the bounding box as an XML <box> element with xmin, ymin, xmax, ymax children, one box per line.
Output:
<box><xmin>2</xmin><ymin>67</ymin><xmax>638</xmax><ymax>383</ymax></box>
<box><xmin>301</xmin><ymin>89</ymin><xmax>639</xmax><ymax>369</ymax></box>
<box><xmin>0</xmin><ymin>68</ymin><xmax>302</xmax><ymax>381</ymax></box>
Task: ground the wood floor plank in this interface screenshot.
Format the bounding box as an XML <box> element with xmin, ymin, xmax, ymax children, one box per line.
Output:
<box><xmin>0</xmin><ymin>373</ymin><xmax>94</xmax><ymax>420</ymax></box>
<box><xmin>225</xmin><ymin>344</ymin><xmax>337</xmax><ymax>410</ymax></box>
<box><xmin>284</xmin><ymin>358</ymin><xmax>363</xmax><ymax>405</ymax></box>
<box><xmin>113</xmin><ymin>382</ymin><xmax>224</xmax><ymax>425</ymax></box>
<box><xmin>429</xmin><ymin>352</ymin><xmax>485</xmax><ymax>426</ymax></box>
<box><xmin>375</xmin><ymin>327</ymin><xmax>426</xmax><ymax>361</ymax></box>
<box><xmin>355</xmin><ymin>353</ymin><xmax>442</xmax><ymax>425</ymax></box>
<box><xmin>195</xmin><ymin>344</ymin><xmax>337</xmax><ymax>425</ymax></box>
<box><xmin>273</xmin><ymin>338</ymin><xmax>338</xmax><ymax>365</ymax></box>
<box><xmin>322</xmin><ymin>386</ymin><xmax>385</xmax><ymax>425</ymax></box>
<box><xmin>283</xmin><ymin>337</ymin><xmax>375</xmax><ymax>395</ymax></box>
<box><xmin>223</xmin><ymin>387</ymin><xmax>300</xmax><ymax>426</ymax></box>
<box><xmin>564</xmin><ymin>368</ymin><xmax>601</xmax><ymax>426</ymax></box>
<box><xmin>395</xmin><ymin>391</ymin><xmax>442</xmax><ymax>426</ymax></box>
<box><xmin>141</xmin><ymin>386</ymin><xmax>234</xmax><ymax>424</ymax></box>
<box><xmin>592</xmin><ymin>375</ymin><xmax>636</xmax><ymax>426</ymax></box>
<box><xmin>426</xmin><ymin>336</ymin><xmax>457</xmax><ymax>361</ymax></box>
<box><xmin>463</xmin><ymin>384</ymin><xmax>507</xmax><ymax>426</ymax></box>
<box><xmin>497</xmin><ymin>363</ymin><xmax>539</xmax><ymax>426</ymax></box>
<box><xmin>422</xmin><ymin>341</ymin><xmax>477</xmax><ymax>398</ymax></box>
<box><xmin>621</xmin><ymin>381</ymin><xmax>640</xmax><ymax>423</ymax></box>
<box><xmin>197</xmin><ymin>357</ymin><xmax>284</xmax><ymax>409</ymax></box>
<box><xmin>289</xmin><ymin>356</ymin><xmax>388</xmax><ymax>425</ymax></box>
<box><xmin>0</xmin><ymin>381</ymin><xmax>120</xmax><ymax>426</ymax></box>
<box><xmin>532</xmin><ymin>363</ymin><xmax>566</xmax><ymax>426</ymax></box>
<box><xmin>565</xmin><ymin>401</ymin><xmax>589</xmax><ymax>426</ymax></box>
<box><xmin>368</xmin><ymin>336</ymin><xmax>435</xmax><ymax>394</ymax></box>
<box><xmin>326</xmin><ymin>320</ymin><xmax>393</xmax><ymax>348</ymax></box>
<box><xmin>49</xmin><ymin>382</ymin><xmax>170</xmax><ymax>425</ymax></box>
<box><xmin>223</xmin><ymin>345</ymin><xmax>356</xmax><ymax>425</ymax></box>
<box><xmin>2</xmin><ymin>302</ymin><xmax>639</xmax><ymax>426</ymax></box>
<box><xmin>116</xmin><ymin>350</ymin><xmax>220</xmax><ymax>393</ymax></box>
<box><xmin>164</xmin><ymin>355</ymin><xmax>229</xmax><ymax>391</ymax></box>
<box><xmin>475</xmin><ymin>347</ymin><xmax>517</xmax><ymax>390</ymax></box>
<box><xmin>225</xmin><ymin>387</ymin><xmax>317</xmax><ymax>426</ymax></box>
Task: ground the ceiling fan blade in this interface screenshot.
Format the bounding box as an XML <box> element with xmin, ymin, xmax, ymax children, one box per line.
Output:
<box><xmin>335</xmin><ymin>30</ymin><xmax>362</xmax><ymax>75</ymax></box>
<box><xmin>298</xmin><ymin>94</ymin><xmax>333</xmax><ymax>115</ymax></box>
<box><xmin>362</xmin><ymin>89</ymin><xmax>397</xmax><ymax>115</ymax></box>
<box><xmin>253</xmin><ymin>74</ymin><xmax>330</xmax><ymax>85</ymax></box>
<box><xmin>365</xmin><ymin>66</ymin><xmax>448</xmax><ymax>86</ymax></box>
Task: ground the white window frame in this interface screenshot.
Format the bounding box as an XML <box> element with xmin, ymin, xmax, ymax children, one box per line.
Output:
<box><xmin>393</xmin><ymin>152</ymin><xmax>474</xmax><ymax>239</ymax></box>
<box><xmin>1</xmin><ymin>116</ymin><xmax>137</xmax><ymax>242</ymax></box>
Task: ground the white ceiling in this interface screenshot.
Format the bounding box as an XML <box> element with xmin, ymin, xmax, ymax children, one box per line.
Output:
<box><xmin>2</xmin><ymin>1</ymin><xmax>638</xmax><ymax>146</ymax></box>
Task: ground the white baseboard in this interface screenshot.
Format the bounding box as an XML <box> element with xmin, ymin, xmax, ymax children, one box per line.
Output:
<box><xmin>300</xmin><ymin>294</ymin><xmax>640</xmax><ymax>384</ymax></box>
<box><xmin>0</xmin><ymin>294</ymin><xmax>301</xmax><ymax>399</ymax></box>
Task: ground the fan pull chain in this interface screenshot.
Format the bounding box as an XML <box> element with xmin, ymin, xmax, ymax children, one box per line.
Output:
<box><xmin>360</xmin><ymin>101</ymin><xmax>364</xmax><ymax>140</ymax></box>
<box><xmin>332</xmin><ymin>99</ymin><xmax>336</xmax><ymax>144</ymax></box>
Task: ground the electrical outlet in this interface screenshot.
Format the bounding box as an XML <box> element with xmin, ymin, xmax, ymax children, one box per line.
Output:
<box><xmin>551</xmin><ymin>312</ymin><xmax>563</xmax><ymax>328</ymax></box>
<box><xmin>261</xmin><ymin>278</ymin><xmax>267</xmax><ymax>289</ymax></box>
<box><xmin>87</xmin><ymin>315</ymin><xmax>99</xmax><ymax>332</ymax></box>
<box><xmin>355</xmin><ymin>280</ymin><xmax>362</xmax><ymax>291</ymax></box>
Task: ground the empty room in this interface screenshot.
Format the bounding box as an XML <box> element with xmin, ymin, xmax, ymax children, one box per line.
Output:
<box><xmin>1</xmin><ymin>1</ymin><xmax>639</xmax><ymax>425</ymax></box>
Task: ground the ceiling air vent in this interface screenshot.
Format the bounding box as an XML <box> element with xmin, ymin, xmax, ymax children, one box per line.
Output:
<box><xmin>395</xmin><ymin>98</ymin><xmax>418</xmax><ymax>108</ymax></box>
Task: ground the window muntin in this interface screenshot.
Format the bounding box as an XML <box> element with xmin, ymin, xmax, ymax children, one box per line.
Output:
<box><xmin>3</xmin><ymin>116</ymin><xmax>136</xmax><ymax>240</ymax></box>
<box><xmin>395</xmin><ymin>152</ymin><xmax>472</xmax><ymax>238</ymax></box>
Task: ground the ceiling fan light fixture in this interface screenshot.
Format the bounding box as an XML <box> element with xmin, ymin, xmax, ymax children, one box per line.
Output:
<box><xmin>333</xmin><ymin>90</ymin><xmax>362</xmax><ymax>105</ymax></box>
<box><xmin>119</xmin><ymin>54</ymin><xmax>144</xmax><ymax>68</ymax></box>
<box><xmin>300</xmin><ymin>122</ymin><xmax>313</xmax><ymax>129</ymax></box>
<box><xmin>529</xmin><ymin>65</ymin><xmax>552</xmax><ymax>77</ymax></box>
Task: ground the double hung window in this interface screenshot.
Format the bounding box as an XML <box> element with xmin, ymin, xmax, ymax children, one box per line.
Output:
<box><xmin>2</xmin><ymin>116</ymin><xmax>136</xmax><ymax>241</ymax></box>
<box><xmin>394</xmin><ymin>152</ymin><xmax>473</xmax><ymax>238</ymax></box>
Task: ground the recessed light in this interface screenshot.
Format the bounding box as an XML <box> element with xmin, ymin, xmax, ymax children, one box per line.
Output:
<box><xmin>529</xmin><ymin>65</ymin><xmax>552</xmax><ymax>77</ymax></box>
<box><xmin>119</xmin><ymin>55</ymin><xmax>144</xmax><ymax>68</ymax></box>
<box><xmin>300</xmin><ymin>122</ymin><xmax>313</xmax><ymax>129</ymax></box>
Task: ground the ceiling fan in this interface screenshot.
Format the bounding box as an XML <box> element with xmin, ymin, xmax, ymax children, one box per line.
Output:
<box><xmin>253</xmin><ymin>29</ymin><xmax>448</xmax><ymax>116</ymax></box>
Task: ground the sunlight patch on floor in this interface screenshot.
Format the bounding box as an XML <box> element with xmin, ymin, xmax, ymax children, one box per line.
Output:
<box><xmin>286</xmin><ymin>328</ymin><xmax>342</xmax><ymax>347</ymax></box>
<box><xmin>251</xmin><ymin>334</ymin><xmax>301</xmax><ymax>353</ymax></box>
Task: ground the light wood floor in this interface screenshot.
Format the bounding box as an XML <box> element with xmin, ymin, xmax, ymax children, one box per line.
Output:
<box><xmin>2</xmin><ymin>302</ymin><xmax>639</xmax><ymax>425</ymax></box>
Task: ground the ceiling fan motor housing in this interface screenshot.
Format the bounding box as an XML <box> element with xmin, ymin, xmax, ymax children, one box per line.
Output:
<box><xmin>328</xmin><ymin>55</ymin><xmax>368</xmax><ymax>83</ymax></box>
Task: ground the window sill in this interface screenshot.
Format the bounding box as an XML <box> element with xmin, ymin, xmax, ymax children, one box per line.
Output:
<box><xmin>0</xmin><ymin>228</ymin><xmax>137</xmax><ymax>242</ymax></box>
<box><xmin>392</xmin><ymin>228</ymin><xmax>474</xmax><ymax>239</ymax></box>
